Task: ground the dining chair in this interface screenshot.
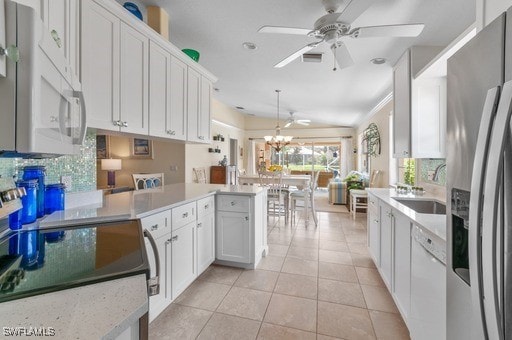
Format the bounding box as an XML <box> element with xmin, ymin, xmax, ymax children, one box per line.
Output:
<box><xmin>289</xmin><ymin>170</ymin><xmax>320</xmax><ymax>226</ymax></box>
<box><xmin>258</xmin><ymin>170</ymin><xmax>289</xmax><ymax>224</ymax></box>
<box><xmin>132</xmin><ymin>173</ymin><xmax>164</xmax><ymax>190</ymax></box>
<box><xmin>349</xmin><ymin>170</ymin><xmax>381</xmax><ymax>219</ymax></box>
<box><xmin>193</xmin><ymin>167</ymin><xmax>207</xmax><ymax>183</ymax></box>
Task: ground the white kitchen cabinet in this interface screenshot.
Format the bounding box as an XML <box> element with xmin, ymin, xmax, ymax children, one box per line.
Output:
<box><xmin>187</xmin><ymin>69</ymin><xmax>212</xmax><ymax>143</ymax></box>
<box><xmin>215</xmin><ymin>192</ymin><xmax>267</xmax><ymax>268</ymax></box>
<box><xmin>197</xmin><ymin>212</ymin><xmax>215</xmax><ymax>273</ymax></box>
<box><xmin>392</xmin><ymin>210</ymin><xmax>412</xmax><ymax>319</ymax></box>
<box><xmin>393</xmin><ymin>46</ymin><xmax>445</xmax><ymax>158</ymax></box>
<box><xmin>367</xmin><ymin>193</ymin><xmax>380</xmax><ymax>266</ymax></box>
<box><xmin>171</xmin><ymin>222</ymin><xmax>197</xmax><ymax>299</ymax></box>
<box><xmin>169</xmin><ymin>56</ymin><xmax>188</xmax><ymax>141</ymax></box>
<box><xmin>379</xmin><ymin>201</ymin><xmax>394</xmax><ymax>289</ymax></box>
<box><xmin>81</xmin><ymin>0</ymin><xmax>120</xmax><ymax>131</ymax></box>
<box><xmin>119</xmin><ymin>22</ymin><xmax>149</xmax><ymax>135</ymax></box>
<box><xmin>41</xmin><ymin>0</ymin><xmax>80</xmax><ymax>79</ymax></box>
<box><xmin>216</xmin><ymin>210</ymin><xmax>251</xmax><ymax>263</ymax></box>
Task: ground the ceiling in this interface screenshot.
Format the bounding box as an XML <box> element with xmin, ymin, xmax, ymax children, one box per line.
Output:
<box><xmin>138</xmin><ymin>0</ymin><xmax>475</xmax><ymax>127</ymax></box>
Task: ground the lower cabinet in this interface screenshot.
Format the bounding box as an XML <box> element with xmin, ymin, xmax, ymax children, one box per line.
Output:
<box><xmin>171</xmin><ymin>222</ymin><xmax>197</xmax><ymax>299</ymax></box>
<box><xmin>216</xmin><ymin>211</ymin><xmax>251</xmax><ymax>263</ymax></box>
<box><xmin>197</xmin><ymin>212</ymin><xmax>215</xmax><ymax>273</ymax></box>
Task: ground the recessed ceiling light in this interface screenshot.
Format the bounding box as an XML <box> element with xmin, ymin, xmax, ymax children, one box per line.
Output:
<box><xmin>242</xmin><ymin>42</ymin><xmax>257</xmax><ymax>50</ymax></box>
<box><xmin>371</xmin><ymin>58</ymin><xmax>387</xmax><ymax>65</ymax></box>
<box><xmin>235</xmin><ymin>106</ymin><xmax>245</xmax><ymax>110</ymax></box>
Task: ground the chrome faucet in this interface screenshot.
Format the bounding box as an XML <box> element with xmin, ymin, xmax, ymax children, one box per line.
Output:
<box><xmin>432</xmin><ymin>163</ymin><xmax>446</xmax><ymax>182</ymax></box>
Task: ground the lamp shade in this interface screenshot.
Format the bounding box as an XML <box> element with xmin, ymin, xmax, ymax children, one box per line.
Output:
<box><xmin>101</xmin><ymin>159</ymin><xmax>122</xmax><ymax>171</ymax></box>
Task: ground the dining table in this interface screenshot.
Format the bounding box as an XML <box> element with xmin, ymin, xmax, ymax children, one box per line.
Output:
<box><xmin>238</xmin><ymin>174</ymin><xmax>318</xmax><ymax>226</ymax></box>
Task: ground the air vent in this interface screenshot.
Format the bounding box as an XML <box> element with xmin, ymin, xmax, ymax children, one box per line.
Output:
<box><xmin>302</xmin><ymin>53</ymin><xmax>323</xmax><ymax>63</ymax></box>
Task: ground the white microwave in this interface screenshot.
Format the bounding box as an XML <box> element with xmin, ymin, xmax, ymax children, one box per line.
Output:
<box><xmin>0</xmin><ymin>0</ymin><xmax>86</xmax><ymax>158</ymax></box>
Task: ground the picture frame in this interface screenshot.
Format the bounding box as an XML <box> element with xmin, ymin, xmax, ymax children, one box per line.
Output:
<box><xmin>96</xmin><ymin>135</ymin><xmax>110</xmax><ymax>159</ymax></box>
<box><xmin>131</xmin><ymin>138</ymin><xmax>154</xmax><ymax>159</ymax></box>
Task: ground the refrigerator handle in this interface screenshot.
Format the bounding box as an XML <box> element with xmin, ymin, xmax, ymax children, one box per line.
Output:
<box><xmin>481</xmin><ymin>80</ymin><xmax>512</xmax><ymax>340</ymax></box>
<box><xmin>469</xmin><ymin>86</ymin><xmax>501</xmax><ymax>337</ymax></box>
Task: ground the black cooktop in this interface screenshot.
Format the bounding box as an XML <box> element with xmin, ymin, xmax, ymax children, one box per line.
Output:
<box><xmin>0</xmin><ymin>219</ymin><xmax>149</xmax><ymax>303</ymax></box>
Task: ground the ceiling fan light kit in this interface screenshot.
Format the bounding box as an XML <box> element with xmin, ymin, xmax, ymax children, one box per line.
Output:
<box><xmin>259</xmin><ymin>0</ymin><xmax>425</xmax><ymax>71</ymax></box>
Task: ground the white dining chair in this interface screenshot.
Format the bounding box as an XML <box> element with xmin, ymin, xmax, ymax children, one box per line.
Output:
<box><xmin>132</xmin><ymin>173</ymin><xmax>164</xmax><ymax>190</ymax></box>
<box><xmin>349</xmin><ymin>170</ymin><xmax>381</xmax><ymax>219</ymax></box>
<box><xmin>258</xmin><ymin>170</ymin><xmax>289</xmax><ymax>224</ymax></box>
<box><xmin>289</xmin><ymin>170</ymin><xmax>320</xmax><ymax>226</ymax></box>
<box><xmin>193</xmin><ymin>167</ymin><xmax>207</xmax><ymax>183</ymax></box>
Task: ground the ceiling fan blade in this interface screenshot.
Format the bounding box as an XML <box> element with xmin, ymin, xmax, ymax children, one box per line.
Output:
<box><xmin>297</xmin><ymin>120</ymin><xmax>311</xmax><ymax>126</ymax></box>
<box><xmin>353</xmin><ymin>24</ymin><xmax>425</xmax><ymax>38</ymax></box>
<box><xmin>331</xmin><ymin>43</ymin><xmax>354</xmax><ymax>70</ymax></box>
<box><xmin>258</xmin><ymin>26</ymin><xmax>312</xmax><ymax>35</ymax></box>
<box><xmin>284</xmin><ymin>121</ymin><xmax>293</xmax><ymax>128</ymax></box>
<box><xmin>274</xmin><ymin>43</ymin><xmax>319</xmax><ymax>68</ymax></box>
<box><xmin>336</xmin><ymin>0</ymin><xmax>374</xmax><ymax>24</ymax></box>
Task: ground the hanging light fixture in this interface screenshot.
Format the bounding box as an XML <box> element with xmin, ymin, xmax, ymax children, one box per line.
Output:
<box><xmin>264</xmin><ymin>90</ymin><xmax>293</xmax><ymax>152</ymax></box>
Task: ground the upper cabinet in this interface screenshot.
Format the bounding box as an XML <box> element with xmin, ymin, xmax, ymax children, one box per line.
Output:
<box><xmin>41</xmin><ymin>0</ymin><xmax>80</xmax><ymax>80</ymax></box>
<box><xmin>392</xmin><ymin>46</ymin><xmax>444</xmax><ymax>158</ymax></box>
<box><xmin>81</xmin><ymin>0</ymin><xmax>217</xmax><ymax>139</ymax></box>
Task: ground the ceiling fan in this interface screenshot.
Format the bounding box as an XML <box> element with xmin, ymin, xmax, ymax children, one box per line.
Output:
<box><xmin>284</xmin><ymin>112</ymin><xmax>311</xmax><ymax>127</ymax></box>
<box><xmin>258</xmin><ymin>0</ymin><xmax>425</xmax><ymax>70</ymax></box>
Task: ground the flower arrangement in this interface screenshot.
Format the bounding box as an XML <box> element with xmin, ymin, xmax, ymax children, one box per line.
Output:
<box><xmin>268</xmin><ymin>164</ymin><xmax>283</xmax><ymax>172</ymax></box>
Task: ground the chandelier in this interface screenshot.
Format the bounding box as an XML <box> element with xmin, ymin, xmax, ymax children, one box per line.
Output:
<box><xmin>264</xmin><ymin>89</ymin><xmax>293</xmax><ymax>152</ymax></box>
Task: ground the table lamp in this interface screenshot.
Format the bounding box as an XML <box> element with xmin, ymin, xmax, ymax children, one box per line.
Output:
<box><xmin>101</xmin><ymin>159</ymin><xmax>122</xmax><ymax>188</ymax></box>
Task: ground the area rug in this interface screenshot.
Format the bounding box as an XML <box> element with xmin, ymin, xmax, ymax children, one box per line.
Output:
<box><xmin>314</xmin><ymin>191</ymin><xmax>350</xmax><ymax>213</ymax></box>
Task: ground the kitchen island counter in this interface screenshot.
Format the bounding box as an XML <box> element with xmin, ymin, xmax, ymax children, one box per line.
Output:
<box><xmin>0</xmin><ymin>274</ymin><xmax>148</xmax><ymax>339</ymax></box>
<box><xmin>41</xmin><ymin>183</ymin><xmax>265</xmax><ymax>228</ymax></box>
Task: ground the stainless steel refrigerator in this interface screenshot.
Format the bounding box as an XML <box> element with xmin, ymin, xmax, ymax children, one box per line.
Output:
<box><xmin>447</xmin><ymin>9</ymin><xmax>512</xmax><ymax>340</ymax></box>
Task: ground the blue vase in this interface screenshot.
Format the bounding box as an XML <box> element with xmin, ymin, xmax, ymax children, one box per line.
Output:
<box><xmin>123</xmin><ymin>2</ymin><xmax>143</xmax><ymax>20</ymax></box>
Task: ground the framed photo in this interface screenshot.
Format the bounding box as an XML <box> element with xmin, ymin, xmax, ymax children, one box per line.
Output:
<box><xmin>131</xmin><ymin>138</ymin><xmax>154</xmax><ymax>159</ymax></box>
<box><xmin>96</xmin><ymin>135</ymin><xmax>110</xmax><ymax>159</ymax></box>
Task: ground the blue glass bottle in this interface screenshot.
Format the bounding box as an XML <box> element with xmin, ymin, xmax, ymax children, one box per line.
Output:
<box><xmin>22</xmin><ymin>166</ymin><xmax>46</xmax><ymax>218</ymax></box>
<box><xmin>16</xmin><ymin>179</ymin><xmax>38</xmax><ymax>224</ymax></box>
<box><xmin>45</xmin><ymin>183</ymin><xmax>66</xmax><ymax>243</ymax></box>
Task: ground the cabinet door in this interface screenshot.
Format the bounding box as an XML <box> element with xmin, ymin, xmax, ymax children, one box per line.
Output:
<box><xmin>119</xmin><ymin>22</ymin><xmax>149</xmax><ymax>135</ymax></box>
<box><xmin>171</xmin><ymin>223</ymin><xmax>196</xmax><ymax>299</ymax></box>
<box><xmin>81</xmin><ymin>0</ymin><xmax>120</xmax><ymax>131</ymax></box>
<box><xmin>187</xmin><ymin>68</ymin><xmax>201</xmax><ymax>142</ymax></box>
<box><xmin>379</xmin><ymin>202</ymin><xmax>393</xmax><ymax>289</ymax></box>
<box><xmin>145</xmin><ymin>234</ymin><xmax>171</xmax><ymax>322</ymax></box>
<box><xmin>197</xmin><ymin>213</ymin><xmax>215</xmax><ymax>274</ymax></box>
<box><xmin>199</xmin><ymin>76</ymin><xmax>212</xmax><ymax>143</ymax></box>
<box><xmin>169</xmin><ymin>56</ymin><xmax>188</xmax><ymax>141</ymax></box>
<box><xmin>216</xmin><ymin>211</ymin><xmax>251</xmax><ymax>263</ymax></box>
<box><xmin>393</xmin><ymin>210</ymin><xmax>411</xmax><ymax>318</ymax></box>
<box><xmin>368</xmin><ymin>206</ymin><xmax>380</xmax><ymax>266</ymax></box>
<box><xmin>411</xmin><ymin>77</ymin><xmax>447</xmax><ymax>158</ymax></box>
<box><xmin>148</xmin><ymin>41</ymin><xmax>171</xmax><ymax>139</ymax></box>
<box><xmin>393</xmin><ymin>50</ymin><xmax>411</xmax><ymax>158</ymax></box>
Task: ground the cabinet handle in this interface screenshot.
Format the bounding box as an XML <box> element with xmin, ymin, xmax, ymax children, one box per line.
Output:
<box><xmin>197</xmin><ymin>222</ymin><xmax>202</xmax><ymax>228</ymax></box>
<box><xmin>198</xmin><ymin>136</ymin><xmax>205</xmax><ymax>140</ymax></box>
<box><xmin>204</xmin><ymin>204</ymin><xmax>209</xmax><ymax>209</ymax></box>
<box><xmin>150</xmin><ymin>224</ymin><xmax>159</xmax><ymax>231</ymax></box>
<box><xmin>0</xmin><ymin>45</ymin><xmax>20</xmax><ymax>63</ymax></box>
<box><xmin>403</xmin><ymin>151</ymin><xmax>409</xmax><ymax>156</ymax></box>
<box><xmin>50</xmin><ymin>30</ymin><xmax>62</xmax><ymax>48</ymax></box>
<box><xmin>171</xmin><ymin>235</ymin><xmax>178</xmax><ymax>242</ymax></box>
<box><xmin>122</xmin><ymin>121</ymin><xmax>128</xmax><ymax>127</ymax></box>
<box><xmin>245</xmin><ymin>216</ymin><xmax>249</xmax><ymax>221</ymax></box>
<box><xmin>50</xmin><ymin>116</ymin><xmax>59</xmax><ymax>122</ymax></box>
<box><xmin>374</xmin><ymin>219</ymin><xmax>379</xmax><ymax>223</ymax></box>
<box><xmin>167</xmin><ymin>130</ymin><xmax>176</xmax><ymax>135</ymax></box>
<box><xmin>370</xmin><ymin>200</ymin><xmax>375</xmax><ymax>205</ymax></box>
<box><xmin>182</xmin><ymin>212</ymin><xmax>189</xmax><ymax>218</ymax></box>
<box><xmin>113</xmin><ymin>120</ymin><xmax>121</xmax><ymax>126</ymax></box>
<box><xmin>230</xmin><ymin>201</ymin><xmax>236</xmax><ymax>206</ymax></box>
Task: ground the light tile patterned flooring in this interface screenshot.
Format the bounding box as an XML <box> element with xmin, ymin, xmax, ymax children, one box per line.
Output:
<box><xmin>149</xmin><ymin>211</ymin><xmax>410</xmax><ymax>340</ymax></box>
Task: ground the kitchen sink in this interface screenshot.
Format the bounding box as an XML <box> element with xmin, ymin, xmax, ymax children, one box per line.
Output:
<box><xmin>393</xmin><ymin>198</ymin><xmax>446</xmax><ymax>215</ymax></box>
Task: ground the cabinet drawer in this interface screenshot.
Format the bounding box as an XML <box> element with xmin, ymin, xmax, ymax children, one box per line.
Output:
<box><xmin>140</xmin><ymin>210</ymin><xmax>170</xmax><ymax>239</ymax></box>
<box><xmin>172</xmin><ymin>202</ymin><xmax>196</xmax><ymax>230</ymax></box>
<box><xmin>197</xmin><ymin>195</ymin><xmax>215</xmax><ymax>218</ymax></box>
<box><xmin>217</xmin><ymin>195</ymin><xmax>250</xmax><ymax>213</ymax></box>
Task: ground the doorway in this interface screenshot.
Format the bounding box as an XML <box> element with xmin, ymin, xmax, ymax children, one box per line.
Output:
<box><xmin>229</xmin><ymin>139</ymin><xmax>238</xmax><ymax>167</ymax></box>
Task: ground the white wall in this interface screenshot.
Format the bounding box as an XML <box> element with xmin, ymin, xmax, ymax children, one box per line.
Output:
<box><xmin>477</xmin><ymin>0</ymin><xmax>512</xmax><ymax>29</ymax></box>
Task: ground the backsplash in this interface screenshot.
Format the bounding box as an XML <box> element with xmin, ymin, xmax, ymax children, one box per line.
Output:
<box><xmin>420</xmin><ymin>159</ymin><xmax>446</xmax><ymax>186</ymax></box>
<box><xmin>0</xmin><ymin>133</ymin><xmax>97</xmax><ymax>192</ymax></box>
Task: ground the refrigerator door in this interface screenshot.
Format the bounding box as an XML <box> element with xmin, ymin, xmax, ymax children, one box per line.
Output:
<box><xmin>447</xmin><ymin>12</ymin><xmax>505</xmax><ymax>340</ymax></box>
<box><xmin>480</xmin><ymin>81</ymin><xmax>512</xmax><ymax>339</ymax></box>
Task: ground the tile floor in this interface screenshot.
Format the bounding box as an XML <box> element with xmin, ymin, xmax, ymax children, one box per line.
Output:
<box><xmin>149</xmin><ymin>211</ymin><xmax>410</xmax><ymax>340</ymax></box>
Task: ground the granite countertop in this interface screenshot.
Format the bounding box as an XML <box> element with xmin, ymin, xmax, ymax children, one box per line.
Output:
<box><xmin>41</xmin><ymin>183</ymin><xmax>265</xmax><ymax>228</ymax></box>
<box><xmin>367</xmin><ymin>188</ymin><xmax>447</xmax><ymax>242</ymax></box>
<box><xmin>0</xmin><ymin>274</ymin><xmax>148</xmax><ymax>339</ymax></box>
